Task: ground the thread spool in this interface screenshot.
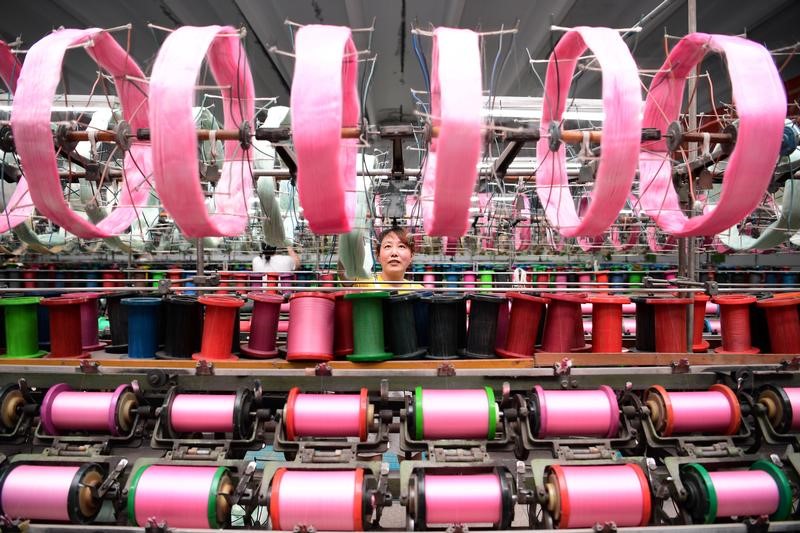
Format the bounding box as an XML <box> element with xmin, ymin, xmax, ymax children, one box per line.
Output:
<box><xmin>756</xmin><ymin>385</ymin><xmax>800</xmax><ymax>433</ymax></box>
<box><xmin>333</xmin><ymin>292</ymin><xmax>354</xmax><ymax>358</ymax></box>
<box><xmin>163</xmin><ymin>388</ymin><xmax>252</xmax><ymax>439</ymax></box>
<box><xmin>0</xmin><ymin>297</ymin><xmax>46</xmax><ymax>358</ymax></box>
<box><xmin>269</xmin><ymin>468</ymin><xmax>372</xmax><ymax>531</ymax></box>
<box><xmin>425</xmin><ymin>295</ymin><xmax>466</xmax><ymax>359</ymax></box>
<box><xmin>609</xmin><ymin>267</ymin><xmax>625</xmax><ymax>288</ymax></box>
<box><xmin>544</xmin><ymin>464</ymin><xmax>651</xmax><ymax>528</ymax></box>
<box><xmin>589</xmin><ymin>295</ymin><xmax>631</xmax><ymax>353</ymax></box>
<box><xmin>756</xmin><ymin>296</ymin><xmax>800</xmax><ymax>354</ymax></box>
<box><xmin>408</xmin><ymin>469</ymin><xmax>513</xmax><ymax>529</ymax></box>
<box><xmin>495</xmin><ymin>297</ymin><xmax>510</xmax><ymax>352</ymax></box>
<box><xmin>104</xmin><ymin>291</ymin><xmax>141</xmax><ymax>354</ymax></box>
<box><xmin>193</xmin><ymin>295</ymin><xmax>244</xmax><ymax>361</ymax></box>
<box><xmin>680</xmin><ymin>461</ymin><xmax>791</xmax><ymax>524</ymax></box>
<box><xmin>628</xmin><ymin>268</ymin><xmax>643</xmax><ymax>287</ymax></box>
<box><xmin>595</xmin><ymin>270</ymin><xmax>610</xmax><ymax>293</ymax></box>
<box><xmin>477</xmin><ymin>269</ymin><xmax>493</xmax><ymax>291</ymax></box>
<box><xmin>287</xmin><ymin>292</ymin><xmax>335</xmax><ymax>361</ymax></box>
<box><xmin>692</xmin><ymin>294</ymin><xmax>710</xmax><ymax>352</ymax></box>
<box><xmin>22</xmin><ymin>268</ymin><xmax>37</xmax><ymax>289</ymax></box>
<box><xmin>127</xmin><ymin>464</ymin><xmax>233</xmax><ymax>529</ymax></box>
<box><xmin>714</xmin><ymin>295</ymin><xmax>759</xmax><ymax>354</ymax></box>
<box><xmin>577</xmin><ymin>272</ymin><xmax>592</xmax><ymax>289</ymax></box>
<box><xmin>122</xmin><ymin>297</ymin><xmax>161</xmax><ymax>359</ymax></box>
<box><xmin>423</xmin><ymin>265</ymin><xmax>436</xmax><ymax>289</ymax></box>
<box><xmin>748</xmin><ymin>297</ymin><xmax>772</xmax><ymax>353</ymax></box>
<box><xmin>531</xmin><ymin>385</ymin><xmax>619</xmax><ymax>438</ymax></box>
<box><xmin>284</xmin><ymin>387</ymin><xmax>370</xmax><ymax>440</ymax></box>
<box><xmin>241</xmin><ymin>292</ymin><xmax>283</xmax><ymax>358</ymax></box>
<box><xmin>345</xmin><ymin>292</ymin><xmax>392</xmax><ymax>362</ymax></box>
<box><xmin>157</xmin><ymin>295</ymin><xmax>204</xmax><ymax>359</ymax></box>
<box><xmin>407</xmin><ymin>387</ymin><xmax>497</xmax><ymax>440</ymax></box>
<box><xmin>0</xmin><ymin>384</ymin><xmax>24</xmax><ymax>433</ymax></box>
<box><xmin>463</xmin><ymin>271</ymin><xmax>477</xmax><ymax>292</ymax></box>
<box><xmin>41</xmin><ymin>296</ymin><xmax>89</xmax><ymax>358</ymax></box>
<box><xmin>413</xmin><ymin>292</ymin><xmax>431</xmax><ymax>349</ymax></box>
<box><xmin>540</xmin><ymin>293</ymin><xmax>590</xmax><ymax>353</ymax></box>
<box><xmin>646</xmin><ymin>297</ymin><xmax>691</xmax><ymax>353</ymax></box>
<box><xmin>444</xmin><ymin>267</ymin><xmax>459</xmax><ymax>291</ymax></box>
<box><xmin>230</xmin><ymin>306</ymin><xmax>242</xmax><ymax>356</ymax></box>
<box><xmin>496</xmin><ymin>292</ymin><xmax>547</xmax><ymax>359</ymax></box>
<box><xmin>465</xmin><ymin>294</ymin><xmax>501</xmax><ymax>358</ymax></box>
<box><xmin>645</xmin><ymin>384</ymin><xmax>741</xmax><ymax>437</ymax></box>
<box><xmin>784</xmin><ymin>270</ymin><xmax>798</xmax><ymax>286</ymax></box>
<box><xmin>0</xmin><ymin>463</ymin><xmax>105</xmax><ymax>523</ymax></box>
<box><xmin>60</xmin><ymin>292</ymin><xmax>105</xmax><ymax>352</ymax></box>
<box><xmin>40</xmin><ymin>383</ymin><xmax>137</xmax><ymax>436</ymax></box>
<box><xmin>385</xmin><ymin>293</ymin><xmax>426</xmax><ymax>359</ymax></box>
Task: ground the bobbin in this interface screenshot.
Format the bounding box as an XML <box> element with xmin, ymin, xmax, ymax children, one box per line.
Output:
<box><xmin>407</xmin><ymin>467</ymin><xmax>514</xmax><ymax>530</ymax></box>
<box><xmin>161</xmin><ymin>386</ymin><xmax>253</xmax><ymax>440</ymax></box>
<box><xmin>0</xmin><ymin>462</ymin><xmax>105</xmax><ymax>524</ymax></box>
<box><xmin>680</xmin><ymin>461</ymin><xmax>792</xmax><ymax>524</ymax></box>
<box><xmin>39</xmin><ymin>383</ymin><xmax>138</xmax><ymax>437</ymax></box>
<box><xmin>0</xmin><ymin>383</ymin><xmax>25</xmax><ymax>433</ymax></box>
<box><xmin>757</xmin><ymin>385</ymin><xmax>797</xmax><ymax>434</ymax></box>
<box><xmin>529</xmin><ymin>385</ymin><xmax>620</xmax><ymax>439</ymax></box>
<box><xmin>406</xmin><ymin>386</ymin><xmax>498</xmax><ymax>441</ymax></box>
<box><xmin>127</xmin><ymin>464</ymin><xmax>234</xmax><ymax>529</ymax></box>
<box><xmin>283</xmin><ymin>387</ymin><xmax>372</xmax><ymax>441</ymax></box>
<box><xmin>644</xmin><ymin>384</ymin><xmax>741</xmax><ymax>437</ymax></box>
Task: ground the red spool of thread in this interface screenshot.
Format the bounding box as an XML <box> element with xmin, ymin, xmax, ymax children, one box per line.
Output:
<box><xmin>241</xmin><ymin>292</ymin><xmax>283</xmax><ymax>358</ymax></box>
<box><xmin>61</xmin><ymin>292</ymin><xmax>105</xmax><ymax>352</ymax></box>
<box><xmin>541</xmin><ymin>293</ymin><xmax>590</xmax><ymax>352</ymax></box>
<box><xmin>167</xmin><ymin>268</ymin><xmax>183</xmax><ymax>281</ymax></box>
<box><xmin>494</xmin><ymin>298</ymin><xmax>510</xmax><ymax>352</ymax></box>
<box><xmin>41</xmin><ymin>296</ymin><xmax>89</xmax><ymax>358</ymax></box>
<box><xmin>319</xmin><ymin>272</ymin><xmax>336</xmax><ymax>288</ymax></box>
<box><xmin>756</xmin><ymin>296</ymin><xmax>800</xmax><ymax>354</ymax></box>
<box><xmin>333</xmin><ymin>292</ymin><xmax>354</xmax><ymax>358</ymax></box>
<box><xmin>101</xmin><ymin>271</ymin><xmax>116</xmax><ymax>288</ymax></box>
<box><xmin>646</xmin><ymin>297</ymin><xmax>691</xmax><ymax>353</ymax></box>
<box><xmin>286</xmin><ymin>292</ymin><xmax>335</xmax><ymax>362</ymax></box>
<box><xmin>496</xmin><ymin>292</ymin><xmax>548</xmax><ymax>359</ymax></box>
<box><xmin>595</xmin><ymin>271</ymin><xmax>610</xmax><ymax>293</ymax></box>
<box><xmin>22</xmin><ymin>267</ymin><xmax>37</xmax><ymax>289</ymax></box>
<box><xmin>233</xmin><ymin>273</ymin><xmax>249</xmax><ymax>295</ymax></box>
<box><xmin>692</xmin><ymin>294</ymin><xmax>710</xmax><ymax>352</ymax></box>
<box><xmin>713</xmin><ymin>294</ymin><xmax>759</xmax><ymax>354</ymax></box>
<box><xmin>193</xmin><ymin>295</ymin><xmax>244</xmax><ymax>361</ymax></box>
<box><xmin>589</xmin><ymin>295</ymin><xmax>631</xmax><ymax>353</ymax></box>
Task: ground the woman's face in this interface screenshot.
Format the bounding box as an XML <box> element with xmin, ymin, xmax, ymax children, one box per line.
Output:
<box><xmin>378</xmin><ymin>231</ymin><xmax>413</xmax><ymax>279</ymax></box>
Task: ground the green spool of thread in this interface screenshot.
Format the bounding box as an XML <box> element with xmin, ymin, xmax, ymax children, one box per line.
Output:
<box><xmin>0</xmin><ymin>297</ymin><xmax>46</xmax><ymax>358</ymax></box>
<box><xmin>478</xmin><ymin>270</ymin><xmax>493</xmax><ymax>291</ymax></box>
<box><xmin>345</xmin><ymin>291</ymin><xmax>393</xmax><ymax>362</ymax></box>
<box><xmin>628</xmin><ymin>269</ymin><xmax>643</xmax><ymax>288</ymax></box>
<box><xmin>150</xmin><ymin>271</ymin><xmax>165</xmax><ymax>288</ymax></box>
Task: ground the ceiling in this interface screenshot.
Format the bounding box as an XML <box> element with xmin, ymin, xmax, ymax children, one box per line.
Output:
<box><xmin>1</xmin><ymin>0</ymin><xmax>798</xmax><ymax>125</ymax></box>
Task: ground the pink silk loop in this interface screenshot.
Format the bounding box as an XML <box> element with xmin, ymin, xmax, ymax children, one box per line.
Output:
<box><xmin>536</xmin><ymin>27</ymin><xmax>642</xmax><ymax>237</ymax></box>
<box><xmin>149</xmin><ymin>25</ymin><xmax>254</xmax><ymax>238</ymax></box>
<box><xmin>422</xmin><ymin>27</ymin><xmax>482</xmax><ymax>237</ymax></box>
<box><xmin>639</xmin><ymin>33</ymin><xmax>786</xmax><ymax>236</ymax></box>
<box><xmin>291</xmin><ymin>25</ymin><xmax>359</xmax><ymax>234</ymax></box>
<box><xmin>11</xmin><ymin>28</ymin><xmax>153</xmax><ymax>239</ymax></box>
<box><xmin>0</xmin><ymin>40</ymin><xmax>18</xmax><ymax>93</ymax></box>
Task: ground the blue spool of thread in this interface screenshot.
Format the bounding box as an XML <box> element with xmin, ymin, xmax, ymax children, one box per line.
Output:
<box><xmin>85</xmin><ymin>267</ymin><xmax>99</xmax><ymax>288</ymax></box>
<box><xmin>122</xmin><ymin>297</ymin><xmax>162</xmax><ymax>359</ymax></box>
<box><xmin>182</xmin><ymin>271</ymin><xmax>197</xmax><ymax>296</ymax></box>
<box><xmin>784</xmin><ymin>271</ymin><xmax>798</xmax><ymax>287</ymax></box>
<box><xmin>609</xmin><ymin>268</ymin><xmax>625</xmax><ymax>288</ymax></box>
<box><xmin>54</xmin><ymin>270</ymin><xmax>66</xmax><ymax>289</ymax></box>
<box><xmin>765</xmin><ymin>271</ymin><xmax>779</xmax><ymax>286</ymax></box>
<box><xmin>444</xmin><ymin>266</ymin><xmax>459</xmax><ymax>291</ymax></box>
<box><xmin>704</xmin><ymin>318</ymin><xmax>711</xmax><ymax>333</ymax></box>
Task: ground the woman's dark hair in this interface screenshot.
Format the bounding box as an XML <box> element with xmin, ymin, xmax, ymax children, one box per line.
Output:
<box><xmin>261</xmin><ymin>242</ymin><xmax>277</xmax><ymax>259</ymax></box>
<box><xmin>376</xmin><ymin>226</ymin><xmax>415</xmax><ymax>256</ymax></box>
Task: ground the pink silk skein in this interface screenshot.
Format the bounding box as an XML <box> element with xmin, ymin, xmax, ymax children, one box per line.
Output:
<box><xmin>0</xmin><ymin>465</ymin><xmax>77</xmax><ymax>521</ymax></box>
<box><xmin>291</xmin><ymin>25</ymin><xmax>359</xmax><ymax>234</ymax></box>
<box><xmin>11</xmin><ymin>29</ymin><xmax>153</xmax><ymax>239</ymax></box>
<box><xmin>638</xmin><ymin>33</ymin><xmax>786</xmax><ymax>236</ymax></box>
<box><xmin>422</xmin><ymin>28</ymin><xmax>482</xmax><ymax>237</ymax></box>
<box><xmin>270</xmin><ymin>469</ymin><xmax>362</xmax><ymax>531</ymax></box>
<box><xmin>149</xmin><ymin>25</ymin><xmax>254</xmax><ymax>237</ymax></box>
<box><xmin>424</xmin><ymin>473</ymin><xmax>502</xmax><ymax>526</ymax></box>
<box><xmin>536</xmin><ymin>27</ymin><xmax>641</xmax><ymax>237</ymax></box>
<box><xmin>170</xmin><ymin>393</ymin><xmax>236</xmax><ymax>433</ymax></box>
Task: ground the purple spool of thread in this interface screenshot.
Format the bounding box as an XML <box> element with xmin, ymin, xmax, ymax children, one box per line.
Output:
<box><xmin>241</xmin><ymin>292</ymin><xmax>283</xmax><ymax>358</ymax></box>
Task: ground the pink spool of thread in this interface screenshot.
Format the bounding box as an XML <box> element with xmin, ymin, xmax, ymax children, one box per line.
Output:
<box><xmin>284</xmin><ymin>387</ymin><xmax>369</xmax><ymax>440</ymax></box>
<box><xmin>532</xmin><ymin>385</ymin><xmax>619</xmax><ymax>438</ymax></box>
<box><xmin>411</xmin><ymin>387</ymin><xmax>498</xmax><ymax>440</ymax></box>
<box><xmin>165</xmin><ymin>388</ymin><xmax>252</xmax><ymax>440</ymax></box>
<box><xmin>645</xmin><ymin>384</ymin><xmax>741</xmax><ymax>437</ymax></box>
<box><xmin>415</xmin><ymin>471</ymin><xmax>511</xmax><ymax>528</ymax></box>
<box><xmin>622</xmin><ymin>317</ymin><xmax>637</xmax><ymax>335</ymax></box>
<box><xmin>708</xmin><ymin>318</ymin><xmax>721</xmax><ymax>334</ymax></box>
<box><xmin>286</xmin><ymin>292</ymin><xmax>335</xmax><ymax>361</ymax></box>
<box><xmin>0</xmin><ymin>463</ymin><xmax>104</xmax><ymax>523</ymax></box>
<box><xmin>319</xmin><ymin>272</ymin><xmax>336</xmax><ymax>288</ymax></box>
<box><xmin>545</xmin><ymin>464</ymin><xmax>651</xmax><ymax>528</ymax></box>
<box><xmin>540</xmin><ymin>293</ymin><xmax>590</xmax><ymax>352</ymax></box>
<box><xmin>61</xmin><ymin>292</ymin><xmax>105</xmax><ymax>351</ymax></box>
<box><xmin>39</xmin><ymin>383</ymin><xmax>137</xmax><ymax>436</ymax></box>
<box><xmin>269</xmin><ymin>468</ymin><xmax>368</xmax><ymax>531</ymax></box>
<box><xmin>577</xmin><ymin>273</ymin><xmax>592</xmax><ymax>289</ymax></box>
<box><xmin>554</xmin><ymin>272</ymin><xmax>568</xmax><ymax>290</ymax></box>
<box><xmin>241</xmin><ymin>292</ymin><xmax>283</xmax><ymax>358</ymax></box>
<box><xmin>463</xmin><ymin>271</ymin><xmax>476</xmax><ymax>292</ymax></box>
<box><xmin>128</xmin><ymin>464</ymin><xmax>233</xmax><ymax>528</ymax></box>
<box><xmin>423</xmin><ymin>266</ymin><xmax>436</xmax><ymax>290</ymax></box>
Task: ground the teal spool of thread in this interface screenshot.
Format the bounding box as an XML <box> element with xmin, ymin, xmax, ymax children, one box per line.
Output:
<box><xmin>345</xmin><ymin>291</ymin><xmax>393</xmax><ymax>362</ymax></box>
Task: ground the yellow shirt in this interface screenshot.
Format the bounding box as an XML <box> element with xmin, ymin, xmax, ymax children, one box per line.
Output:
<box><xmin>355</xmin><ymin>273</ymin><xmax>425</xmax><ymax>293</ymax></box>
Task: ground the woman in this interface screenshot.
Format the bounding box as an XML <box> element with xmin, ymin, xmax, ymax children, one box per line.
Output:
<box><xmin>359</xmin><ymin>226</ymin><xmax>423</xmax><ymax>291</ymax></box>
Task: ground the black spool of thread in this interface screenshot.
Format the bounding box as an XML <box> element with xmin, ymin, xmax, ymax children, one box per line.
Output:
<box><xmin>464</xmin><ymin>294</ymin><xmax>501</xmax><ymax>358</ymax></box>
<box><xmin>105</xmin><ymin>291</ymin><xmax>141</xmax><ymax>354</ymax></box>
<box><xmin>385</xmin><ymin>293</ymin><xmax>426</xmax><ymax>359</ymax></box>
<box><xmin>632</xmin><ymin>296</ymin><xmax>655</xmax><ymax>352</ymax></box>
<box><xmin>425</xmin><ymin>295</ymin><xmax>466</xmax><ymax>359</ymax></box>
<box><xmin>157</xmin><ymin>295</ymin><xmax>204</xmax><ymax>359</ymax></box>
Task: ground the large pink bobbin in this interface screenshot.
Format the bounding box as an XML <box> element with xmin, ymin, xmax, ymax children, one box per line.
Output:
<box><xmin>170</xmin><ymin>394</ymin><xmax>236</xmax><ymax>433</ymax></box>
<box><xmin>424</xmin><ymin>473</ymin><xmax>502</xmax><ymax>526</ymax></box>
<box><xmin>421</xmin><ymin>389</ymin><xmax>493</xmax><ymax>440</ymax></box>
<box><xmin>534</xmin><ymin>385</ymin><xmax>619</xmax><ymax>438</ymax></box>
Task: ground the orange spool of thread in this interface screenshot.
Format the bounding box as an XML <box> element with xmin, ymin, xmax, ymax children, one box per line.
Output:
<box><xmin>692</xmin><ymin>294</ymin><xmax>710</xmax><ymax>352</ymax></box>
<box><xmin>589</xmin><ymin>295</ymin><xmax>630</xmax><ymax>353</ymax></box>
<box><xmin>713</xmin><ymin>295</ymin><xmax>758</xmax><ymax>354</ymax></box>
<box><xmin>193</xmin><ymin>295</ymin><xmax>244</xmax><ymax>361</ymax></box>
<box><xmin>495</xmin><ymin>292</ymin><xmax>548</xmax><ymax>359</ymax></box>
<box><xmin>540</xmin><ymin>293</ymin><xmax>590</xmax><ymax>352</ymax></box>
<box><xmin>595</xmin><ymin>271</ymin><xmax>610</xmax><ymax>294</ymax></box>
<box><xmin>646</xmin><ymin>298</ymin><xmax>691</xmax><ymax>353</ymax></box>
<box><xmin>756</xmin><ymin>296</ymin><xmax>800</xmax><ymax>354</ymax></box>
